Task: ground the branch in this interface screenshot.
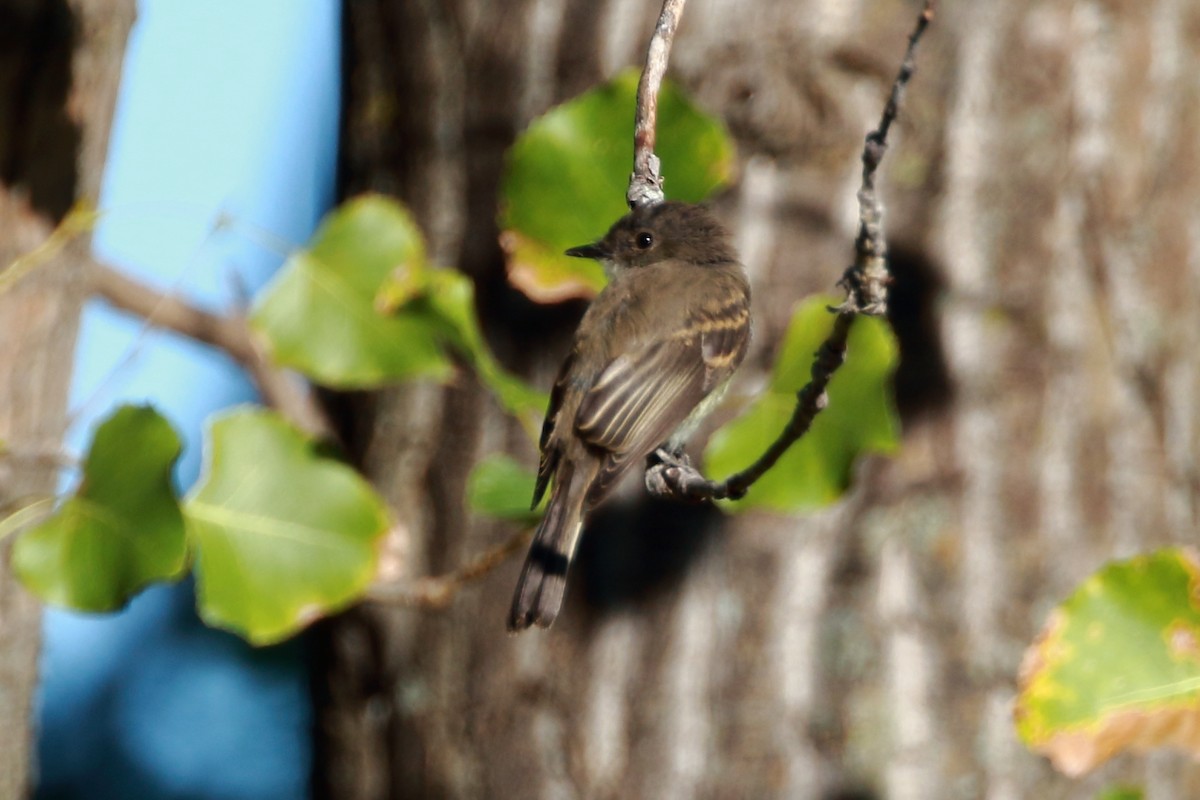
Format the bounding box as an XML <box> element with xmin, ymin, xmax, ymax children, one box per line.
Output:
<box><xmin>853</xmin><ymin>0</ymin><xmax>934</xmax><ymax>308</ymax></box>
<box><xmin>626</xmin><ymin>0</ymin><xmax>688</xmax><ymax>209</ymax></box>
<box><xmin>88</xmin><ymin>261</ymin><xmax>336</xmax><ymax>440</ymax></box>
<box><xmin>365</xmin><ymin>1</ymin><xmax>934</xmax><ymax>606</ymax></box>
<box><xmin>88</xmin><ymin>251</ymin><xmax>533</xmax><ymax>613</ymax></box>
<box><xmin>0</xmin><ymin>444</ymin><xmax>77</xmax><ymax>471</ymax></box>
<box><xmin>646</xmin><ymin>0</ymin><xmax>935</xmax><ymax>503</ymax></box>
<box><xmin>366</xmin><ymin>526</ymin><xmax>533</xmax><ymax>608</ymax></box>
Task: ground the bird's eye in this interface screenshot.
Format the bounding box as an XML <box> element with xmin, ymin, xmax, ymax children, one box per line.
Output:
<box><xmin>636</xmin><ymin>231</ymin><xmax>654</xmax><ymax>249</ymax></box>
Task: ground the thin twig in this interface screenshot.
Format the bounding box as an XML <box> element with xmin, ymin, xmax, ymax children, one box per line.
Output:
<box><xmin>0</xmin><ymin>203</ymin><xmax>99</xmax><ymax>297</ymax></box>
<box><xmin>646</xmin><ymin>1</ymin><xmax>935</xmax><ymax>503</ymax></box>
<box><xmin>0</xmin><ymin>496</ymin><xmax>57</xmax><ymax>545</ymax></box>
<box><xmin>366</xmin><ymin>526</ymin><xmax>533</xmax><ymax>608</ymax></box>
<box><xmin>88</xmin><ymin>260</ymin><xmax>336</xmax><ymax>440</ymax></box>
<box><xmin>852</xmin><ymin>0</ymin><xmax>934</xmax><ymax>310</ymax></box>
<box><xmin>627</xmin><ymin>0</ymin><xmax>688</xmax><ymax>209</ymax></box>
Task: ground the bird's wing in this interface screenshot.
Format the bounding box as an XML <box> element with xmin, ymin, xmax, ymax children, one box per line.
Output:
<box><xmin>532</xmin><ymin>349</ymin><xmax>575</xmax><ymax>508</ymax></box>
<box><xmin>578</xmin><ymin>338</ymin><xmax>707</xmax><ymax>451</ymax></box>
<box><xmin>576</xmin><ymin>292</ymin><xmax>750</xmax><ymax>505</ymax></box>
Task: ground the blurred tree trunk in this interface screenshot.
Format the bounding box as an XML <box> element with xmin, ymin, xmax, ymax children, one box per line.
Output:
<box><xmin>319</xmin><ymin>0</ymin><xmax>1200</xmax><ymax>797</ymax></box>
<box><xmin>0</xmin><ymin>1</ymin><xmax>132</xmax><ymax>796</ymax></box>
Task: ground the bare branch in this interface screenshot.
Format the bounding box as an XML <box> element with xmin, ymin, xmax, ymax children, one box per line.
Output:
<box><xmin>627</xmin><ymin>0</ymin><xmax>688</xmax><ymax>209</ymax></box>
<box><xmin>88</xmin><ymin>261</ymin><xmax>336</xmax><ymax>440</ymax></box>
<box><xmin>852</xmin><ymin>0</ymin><xmax>934</xmax><ymax>309</ymax></box>
<box><xmin>646</xmin><ymin>0</ymin><xmax>935</xmax><ymax>503</ymax></box>
<box><xmin>366</xmin><ymin>526</ymin><xmax>533</xmax><ymax>608</ymax></box>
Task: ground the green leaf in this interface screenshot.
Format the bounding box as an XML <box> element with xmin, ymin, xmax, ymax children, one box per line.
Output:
<box><xmin>251</xmin><ymin>194</ymin><xmax>452</xmax><ymax>387</ymax></box>
<box><xmin>704</xmin><ymin>296</ymin><xmax>899</xmax><ymax>512</ymax></box>
<box><xmin>12</xmin><ymin>405</ymin><xmax>186</xmax><ymax>611</ymax></box>
<box><xmin>466</xmin><ymin>455</ymin><xmax>542</xmax><ymax>522</ymax></box>
<box><xmin>500</xmin><ymin>68</ymin><xmax>735</xmax><ymax>302</ymax></box>
<box><xmin>1016</xmin><ymin>548</ymin><xmax>1200</xmax><ymax>776</ymax></box>
<box><xmin>1096</xmin><ymin>788</ymin><xmax>1144</xmax><ymax>800</ymax></box>
<box><xmin>185</xmin><ymin>407</ymin><xmax>388</xmax><ymax>644</ymax></box>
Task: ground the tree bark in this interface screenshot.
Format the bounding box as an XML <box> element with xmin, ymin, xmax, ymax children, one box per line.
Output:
<box><xmin>0</xmin><ymin>1</ymin><xmax>133</xmax><ymax>796</ymax></box>
<box><xmin>320</xmin><ymin>0</ymin><xmax>1200</xmax><ymax>797</ymax></box>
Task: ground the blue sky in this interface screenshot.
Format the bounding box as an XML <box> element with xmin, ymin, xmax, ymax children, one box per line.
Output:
<box><xmin>38</xmin><ymin>2</ymin><xmax>340</xmax><ymax>797</ymax></box>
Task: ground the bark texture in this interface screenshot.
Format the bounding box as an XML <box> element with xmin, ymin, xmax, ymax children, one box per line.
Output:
<box><xmin>320</xmin><ymin>0</ymin><xmax>1200</xmax><ymax>797</ymax></box>
<box><xmin>0</xmin><ymin>1</ymin><xmax>133</xmax><ymax>796</ymax></box>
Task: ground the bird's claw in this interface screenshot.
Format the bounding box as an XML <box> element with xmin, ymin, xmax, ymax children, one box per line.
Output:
<box><xmin>645</xmin><ymin>447</ymin><xmax>712</xmax><ymax>503</ymax></box>
<box><xmin>650</xmin><ymin>446</ymin><xmax>692</xmax><ymax>470</ymax></box>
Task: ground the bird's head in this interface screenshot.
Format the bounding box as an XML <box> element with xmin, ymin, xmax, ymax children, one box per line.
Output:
<box><xmin>565</xmin><ymin>201</ymin><xmax>737</xmax><ymax>274</ymax></box>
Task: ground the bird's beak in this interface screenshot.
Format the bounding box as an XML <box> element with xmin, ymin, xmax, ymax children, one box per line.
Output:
<box><xmin>565</xmin><ymin>241</ymin><xmax>609</xmax><ymax>260</ymax></box>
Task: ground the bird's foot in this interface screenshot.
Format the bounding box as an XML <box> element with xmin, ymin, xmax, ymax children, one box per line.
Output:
<box><xmin>645</xmin><ymin>447</ymin><xmax>722</xmax><ymax>503</ymax></box>
<box><xmin>648</xmin><ymin>445</ymin><xmax>692</xmax><ymax>470</ymax></box>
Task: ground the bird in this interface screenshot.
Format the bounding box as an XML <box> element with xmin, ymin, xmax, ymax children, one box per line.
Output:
<box><xmin>507</xmin><ymin>200</ymin><xmax>752</xmax><ymax>631</ymax></box>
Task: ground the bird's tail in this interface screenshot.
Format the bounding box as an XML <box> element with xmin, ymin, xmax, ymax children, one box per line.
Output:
<box><xmin>507</xmin><ymin>462</ymin><xmax>588</xmax><ymax>631</ymax></box>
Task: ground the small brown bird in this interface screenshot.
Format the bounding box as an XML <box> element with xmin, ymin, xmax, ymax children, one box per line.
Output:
<box><xmin>508</xmin><ymin>201</ymin><xmax>752</xmax><ymax>631</ymax></box>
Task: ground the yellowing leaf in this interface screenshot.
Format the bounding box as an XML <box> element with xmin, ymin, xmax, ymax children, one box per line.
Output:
<box><xmin>500</xmin><ymin>69</ymin><xmax>735</xmax><ymax>303</ymax></box>
<box><xmin>1016</xmin><ymin>548</ymin><xmax>1200</xmax><ymax>775</ymax></box>
<box><xmin>501</xmin><ymin>229</ymin><xmax>606</xmax><ymax>303</ymax></box>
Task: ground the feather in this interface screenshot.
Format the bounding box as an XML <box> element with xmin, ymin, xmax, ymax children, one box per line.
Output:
<box><xmin>508</xmin><ymin>460</ymin><xmax>591</xmax><ymax>630</ymax></box>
